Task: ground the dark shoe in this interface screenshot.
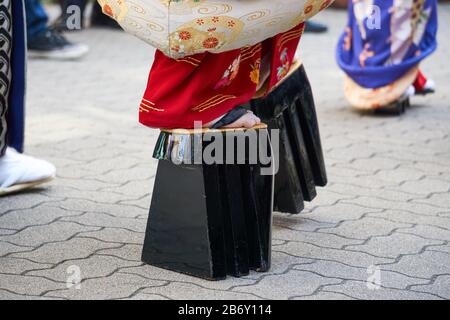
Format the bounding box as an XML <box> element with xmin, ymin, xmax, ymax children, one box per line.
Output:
<box><xmin>374</xmin><ymin>96</ymin><xmax>410</xmax><ymax>116</ymax></box>
<box><xmin>304</xmin><ymin>21</ymin><xmax>328</xmax><ymax>33</ymax></box>
<box><xmin>414</xmin><ymin>77</ymin><xmax>436</xmax><ymax>96</ymax></box>
<box><xmin>28</xmin><ymin>28</ymin><xmax>89</xmax><ymax>60</ymax></box>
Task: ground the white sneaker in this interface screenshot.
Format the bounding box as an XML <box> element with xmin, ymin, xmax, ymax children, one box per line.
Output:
<box><xmin>0</xmin><ymin>148</ymin><xmax>56</xmax><ymax>195</ymax></box>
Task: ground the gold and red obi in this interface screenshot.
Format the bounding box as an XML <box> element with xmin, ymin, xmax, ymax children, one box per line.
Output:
<box><xmin>139</xmin><ymin>23</ymin><xmax>305</xmax><ymax>129</ymax></box>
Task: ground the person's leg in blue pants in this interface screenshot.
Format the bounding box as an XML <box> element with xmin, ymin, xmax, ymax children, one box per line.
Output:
<box><xmin>24</xmin><ymin>0</ymin><xmax>48</xmax><ymax>41</ymax></box>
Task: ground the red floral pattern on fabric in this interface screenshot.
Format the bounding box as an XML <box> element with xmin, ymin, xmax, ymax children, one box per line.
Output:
<box><xmin>103</xmin><ymin>4</ymin><xmax>113</xmax><ymax>17</ymax></box>
<box><xmin>178</xmin><ymin>31</ymin><xmax>192</xmax><ymax>40</ymax></box>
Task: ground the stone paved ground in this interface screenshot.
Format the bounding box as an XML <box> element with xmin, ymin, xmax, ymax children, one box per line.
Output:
<box><xmin>1</xmin><ymin>6</ymin><xmax>450</xmax><ymax>300</ymax></box>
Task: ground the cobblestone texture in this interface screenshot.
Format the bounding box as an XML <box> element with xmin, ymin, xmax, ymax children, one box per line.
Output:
<box><xmin>0</xmin><ymin>7</ymin><xmax>449</xmax><ymax>300</ymax></box>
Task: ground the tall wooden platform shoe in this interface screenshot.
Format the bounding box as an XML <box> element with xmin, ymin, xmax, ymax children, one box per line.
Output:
<box><xmin>249</xmin><ymin>62</ymin><xmax>328</xmax><ymax>214</ymax></box>
<box><xmin>142</xmin><ymin>125</ymin><xmax>275</xmax><ymax>280</ymax></box>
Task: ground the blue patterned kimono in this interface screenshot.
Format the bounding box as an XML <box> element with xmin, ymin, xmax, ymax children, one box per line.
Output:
<box><xmin>336</xmin><ymin>0</ymin><xmax>438</xmax><ymax>89</ymax></box>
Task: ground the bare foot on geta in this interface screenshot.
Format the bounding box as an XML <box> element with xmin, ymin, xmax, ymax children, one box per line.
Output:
<box><xmin>222</xmin><ymin>111</ymin><xmax>261</xmax><ymax>129</ymax></box>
